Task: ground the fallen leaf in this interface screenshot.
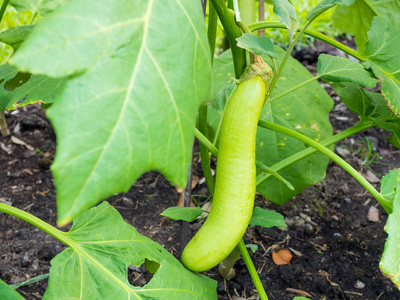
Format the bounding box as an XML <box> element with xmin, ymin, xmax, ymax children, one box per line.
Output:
<box><xmin>272</xmin><ymin>249</ymin><xmax>292</xmax><ymax>265</ymax></box>
<box><xmin>367</xmin><ymin>206</ymin><xmax>379</xmax><ymax>222</ymax></box>
<box><xmin>11</xmin><ymin>136</ymin><xmax>35</xmax><ymax>151</ymax></box>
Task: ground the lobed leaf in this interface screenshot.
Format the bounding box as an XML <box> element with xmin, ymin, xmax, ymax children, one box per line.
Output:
<box><xmin>249</xmin><ymin>206</ymin><xmax>286</xmax><ymax>228</ymax></box>
<box><xmin>43</xmin><ymin>202</ymin><xmax>217</xmax><ymax>299</ymax></box>
<box><xmin>332</xmin><ymin>0</ymin><xmax>400</xmax><ymax>52</ymax></box>
<box><xmin>316</xmin><ymin>54</ymin><xmax>378</xmax><ymax>87</ymax></box>
<box><xmin>11</xmin><ymin>0</ymin><xmax>211</xmax><ymax>225</ymax></box>
<box><xmin>0</xmin><ymin>63</ymin><xmax>65</xmax><ymax>111</ymax></box>
<box><xmin>380</xmin><ymin>169</ymin><xmax>400</xmax><ymax>289</ymax></box>
<box><xmin>363</xmin><ymin>17</ymin><xmax>400</xmax><ymax>116</ymax></box>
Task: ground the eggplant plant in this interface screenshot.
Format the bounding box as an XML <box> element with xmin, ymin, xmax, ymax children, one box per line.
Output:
<box><xmin>0</xmin><ymin>0</ymin><xmax>400</xmax><ymax>299</ymax></box>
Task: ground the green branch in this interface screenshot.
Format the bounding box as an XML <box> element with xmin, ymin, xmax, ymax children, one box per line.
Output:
<box><xmin>0</xmin><ymin>0</ymin><xmax>10</xmax><ymax>24</ymax></box>
<box><xmin>257</xmin><ymin>120</ymin><xmax>391</xmax><ymax>214</ymax></box>
<box><xmin>207</xmin><ymin>1</ymin><xmax>218</xmax><ymax>64</ymax></box>
<box><xmin>248</xmin><ymin>21</ymin><xmax>365</xmax><ymax>62</ymax></box>
<box><xmin>198</xmin><ymin>105</ymin><xmax>215</xmax><ymax>196</ymax></box>
<box><xmin>210</xmin><ymin>0</ymin><xmax>246</xmax><ymax>78</ymax></box>
<box><xmin>194</xmin><ymin>127</ymin><xmax>219</xmax><ymax>157</ymax></box>
<box><xmin>238</xmin><ymin>239</ymin><xmax>268</xmax><ymax>300</ymax></box>
<box><xmin>0</xmin><ymin>203</ymin><xmax>75</xmax><ymax>247</ymax></box>
<box><xmin>266</xmin><ymin>75</ymin><xmax>320</xmax><ymax>104</ymax></box>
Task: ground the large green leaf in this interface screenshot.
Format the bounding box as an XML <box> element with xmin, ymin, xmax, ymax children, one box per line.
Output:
<box><xmin>363</xmin><ymin>17</ymin><xmax>400</xmax><ymax>116</ymax></box>
<box><xmin>316</xmin><ymin>54</ymin><xmax>378</xmax><ymax>87</ymax></box>
<box><xmin>43</xmin><ymin>202</ymin><xmax>217</xmax><ymax>299</ymax></box>
<box><xmin>380</xmin><ymin>169</ymin><xmax>400</xmax><ymax>289</ymax></box>
<box><xmin>209</xmin><ymin>48</ymin><xmax>333</xmax><ymax>205</ymax></box>
<box><xmin>332</xmin><ymin>0</ymin><xmax>400</xmax><ymax>52</ymax></box>
<box><xmin>0</xmin><ymin>279</ymin><xmax>24</xmax><ymax>300</ymax></box>
<box><xmin>11</xmin><ymin>0</ymin><xmax>211</xmax><ymax>225</ymax></box>
<box><xmin>0</xmin><ymin>63</ymin><xmax>65</xmax><ymax>111</ymax></box>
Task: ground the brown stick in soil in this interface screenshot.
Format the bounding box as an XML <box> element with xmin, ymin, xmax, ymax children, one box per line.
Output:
<box><xmin>0</xmin><ymin>110</ymin><xmax>10</xmax><ymax>137</ymax></box>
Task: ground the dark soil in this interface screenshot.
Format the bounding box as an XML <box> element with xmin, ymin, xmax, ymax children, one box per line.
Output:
<box><xmin>1</xmin><ymin>47</ymin><xmax>400</xmax><ymax>300</ymax></box>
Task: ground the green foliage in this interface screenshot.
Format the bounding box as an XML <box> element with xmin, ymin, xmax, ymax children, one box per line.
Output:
<box><xmin>0</xmin><ymin>63</ymin><xmax>65</xmax><ymax>110</ymax></box>
<box><xmin>11</xmin><ymin>0</ymin><xmax>212</xmax><ymax>225</ymax></box>
<box><xmin>42</xmin><ymin>202</ymin><xmax>217</xmax><ymax>299</ymax></box>
<box><xmin>380</xmin><ymin>170</ymin><xmax>400</xmax><ymax>289</ymax></box>
<box><xmin>362</xmin><ymin>17</ymin><xmax>400</xmax><ymax>116</ymax></box>
<box><xmin>249</xmin><ymin>206</ymin><xmax>286</xmax><ymax>227</ymax></box>
<box><xmin>236</xmin><ymin>33</ymin><xmax>277</xmax><ymax>57</ymax></box>
<box><xmin>263</xmin><ymin>0</ymin><xmax>342</xmax><ymax>48</ymax></box>
<box><xmin>316</xmin><ymin>54</ymin><xmax>377</xmax><ymax>87</ymax></box>
<box><xmin>160</xmin><ymin>206</ymin><xmax>204</xmax><ymax>222</ymax></box>
<box><xmin>270</xmin><ymin>0</ymin><xmax>299</xmax><ymax>40</ymax></box>
<box><xmin>0</xmin><ymin>279</ymin><xmax>24</xmax><ymax>300</ymax></box>
<box><xmin>0</xmin><ymin>4</ymin><xmax>32</xmax><ymax>63</ymax></box>
<box><xmin>332</xmin><ymin>0</ymin><xmax>400</xmax><ymax>52</ymax></box>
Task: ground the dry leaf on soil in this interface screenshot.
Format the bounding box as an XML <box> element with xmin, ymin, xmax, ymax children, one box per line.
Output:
<box><xmin>272</xmin><ymin>249</ymin><xmax>292</xmax><ymax>265</ymax></box>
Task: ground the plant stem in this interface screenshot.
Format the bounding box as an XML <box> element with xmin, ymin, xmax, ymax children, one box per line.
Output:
<box><xmin>11</xmin><ymin>273</ymin><xmax>50</xmax><ymax>289</ymax></box>
<box><xmin>266</xmin><ymin>75</ymin><xmax>320</xmax><ymax>104</ymax></box>
<box><xmin>198</xmin><ymin>105</ymin><xmax>215</xmax><ymax>196</ymax></box>
<box><xmin>0</xmin><ymin>0</ymin><xmax>10</xmax><ymax>24</ymax></box>
<box><xmin>257</xmin><ymin>120</ymin><xmax>392</xmax><ymax>213</ymax></box>
<box><xmin>238</xmin><ymin>239</ymin><xmax>268</xmax><ymax>300</ymax></box>
<box><xmin>194</xmin><ymin>127</ymin><xmax>219</xmax><ymax>157</ymax></box>
<box><xmin>0</xmin><ymin>203</ymin><xmax>75</xmax><ymax>247</ymax></box>
<box><xmin>248</xmin><ymin>21</ymin><xmax>365</xmax><ymax>62</ymax></box>
<box><xmin>210</xmin><ymin>0</ymin><xmax>246</xmax><ymax>78</ymax></box>
<box><xmin>0</xmin><ymin>110</ymin><xmax>10</xmax><ymax>137</ymax></box>
<box><xmin>265</xmin><ymin>19</ymin><xmax>313</xmax><ymax>98</ymax></box>
<box><xmin>207</xmin><ymin>0</ymin><xmax>218</xmax><ymax>64</ymax></box>
<box><xmin>256</xmin><ymin>121</ymin><xmax>375</xmax><ymax>186</ymax></box>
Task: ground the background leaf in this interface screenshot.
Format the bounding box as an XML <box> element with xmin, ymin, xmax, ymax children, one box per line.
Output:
<box><xmin>236</xmin><ymin>33</ymin><xmax>277</xmax><ymax>57</ymax></box>
<box><xmin>11</xmin><ymin>0</ymin><xmax>211</xmax><ymax>225</ymax></box>
<box><xmin>0</xmin><ymin>63</ymin><xmax>65</xmax><ymax>111</ymax></box>
<box><xmin>363</xmin><ymin>17</ymin><xmax>400</xmax><ymax>116</ymax></box>
<box><xmin>0</xmin><ymin>279</ymin><xmax>24</xmax><ymax>300</ymax></box>
<box><xmin>332</xmin><ymin>0</ymin><xmax>400</xmax><ymax>52</ymax></box>
<box><xmin>208</xmin><ymin>48</ymin><xmax>333</xmax><ymax>205</ymax></box>
<box><xmin>10</xmin><ymin>0</ymin><xmax>68</xmax><ymax>17</ymax></box>
<box><xmin>43</xmin><ymin>202</ymin><xmax>217</xmax><ymax>299</ymax></box>
<box><xmin>249</xmin><ymin>206</ymin><xmax>286</xmax><ymax>228</ymax></box>
<box><xmin>0</xmin><ymin>25</ymin><xmax>33</xmax><ymax>48</ymax></box>
<box><xmin>307</xmin><ymin>0</ymin><xmax>355</xmax><ymax>20</ymax></box>
<box><xmin>316</xmin><ymin>54</ymin><xmax>378</xmax><ymax>87</ymax></box>
<box><xmin>380</xmin><ymin>169</ymin><xmax>400</xmax><ymax>289</ymax></box>
<box><xmin>271</xmin><ymin>0</ymin><xmax>299</xmax><ymax>41</ymax></box>
<box><xmin>160</xmin><ymin>206</ymin><xmax>203</xmax><ymax>222</ymax></box>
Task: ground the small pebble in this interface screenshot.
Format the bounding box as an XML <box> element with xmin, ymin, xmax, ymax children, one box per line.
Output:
<box><xmin>344</xmin><ymin>197</ymin><xmax>352</xmax><ymax>204</ymax></box>
<box><xmin>305</xmin><ymin>223</ymin><xmax>314</xmax><ymax>236</ymax></box>
<box><xmin>333</xmin><ymin>232</ymin><xmax>344</xmax><ymax>242</ymax></box>
<box><xmin>122</xmin><ymin>197</ymin><xmax>135</xmax><ymax>208</ymax></box>
<box><xmin>354</xmin><ymin>280</ymin><xmax>366</xmax><ymax>289</ymax></box>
